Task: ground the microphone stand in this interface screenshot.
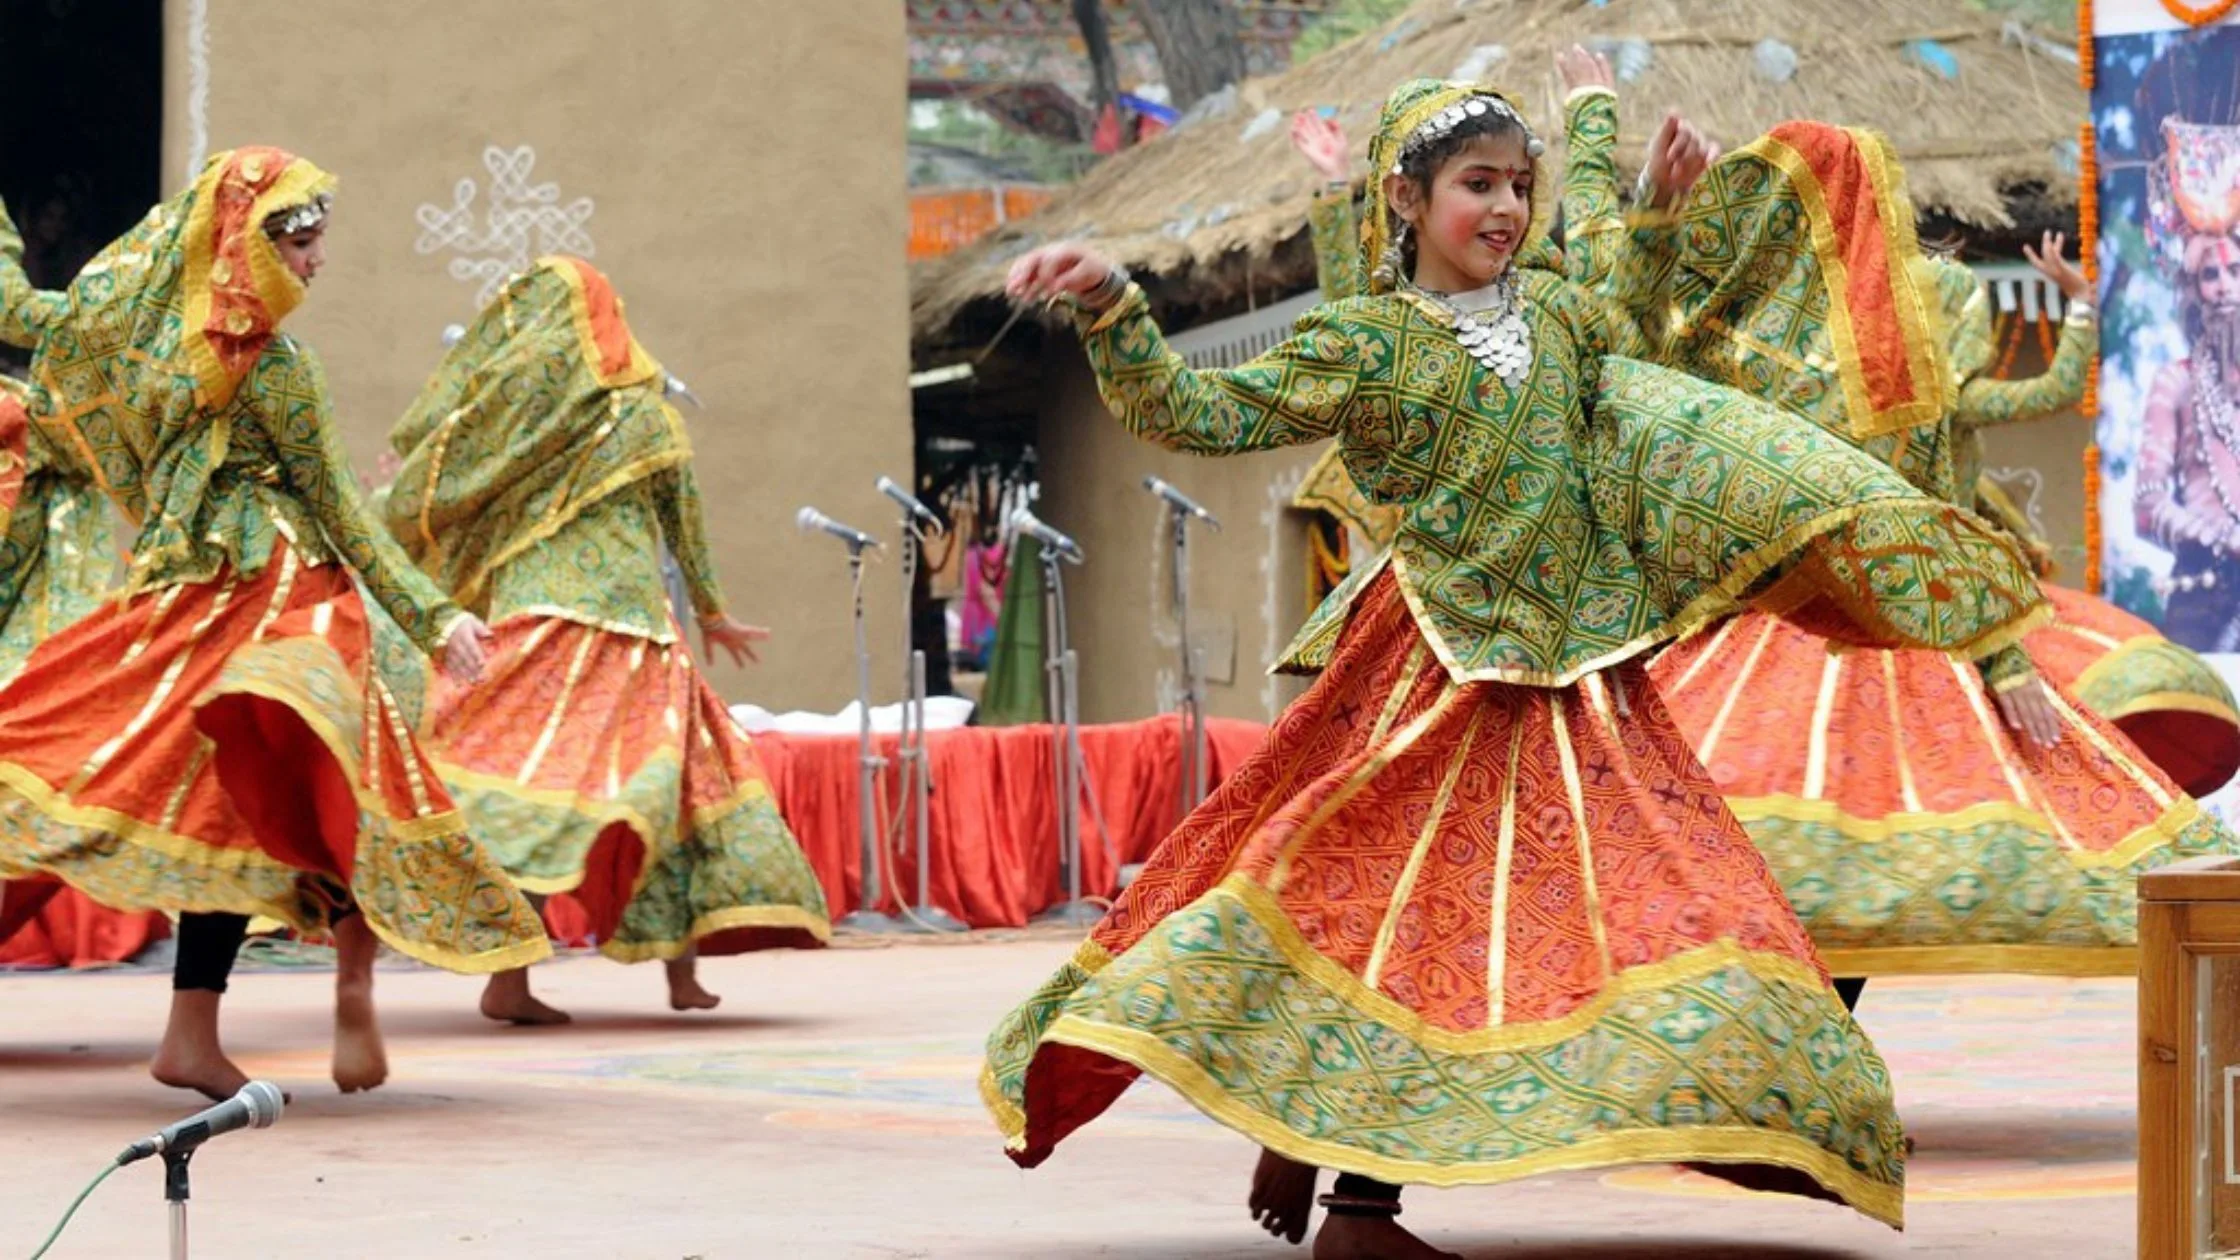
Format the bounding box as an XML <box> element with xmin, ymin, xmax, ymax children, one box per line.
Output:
<box><xmin>895</xmin><ymin>507</ymin><xmax>963</xmax><ymax>933</ymax></box>
<box><xmin>1032</xmin><ymin>539</ymin><xmax>1100</xmax><ymax>927</ymax></box>
<box><xmin>163</xmin><ymin>1147</ymin><xmax>193</xmax><ymax>1260</ymax></box>
<box><xmin>1164</xmin><ymin>503</ymin><xmax>1211</xmax><ymax>827</ymax></box>
<box><xmin>836</xmin><ymin>540</ymin><xmax>901</xmax><ymax>933</ymax></box>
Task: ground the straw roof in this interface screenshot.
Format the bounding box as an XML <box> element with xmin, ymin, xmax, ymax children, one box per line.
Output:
<box><xmin>912</xmin><ymin>0</ymin><xmax>2082</xmax><ymax>345</ymax></box>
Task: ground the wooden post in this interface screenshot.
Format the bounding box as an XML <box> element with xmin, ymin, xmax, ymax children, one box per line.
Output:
<box><xmin>2140</xmin><ymin>856</ymin><xmax>2240</xmax><ymax>1258</ymax></box>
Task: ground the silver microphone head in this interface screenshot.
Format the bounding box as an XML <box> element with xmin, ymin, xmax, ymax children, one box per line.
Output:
<box><xmin>240</xmin><ymin>1080</ymin><xmax>285</xmax><ymax>1129</ymax></box>
<box><xmin>795</xmin><ymin>506</ymin><xmax>822</xmax><ymax>532</ymax></box>
<box><xmin>440</xmin><ymin>324</ymin><xmax>466</xmax><ymax>348</ymax></box>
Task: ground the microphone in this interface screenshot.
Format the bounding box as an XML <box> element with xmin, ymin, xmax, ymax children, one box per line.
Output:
<box><xmin>796</xmin><ymin>506</ymin><xmax>881</xmax><ymax>550</ymax></box>
<box><xmin>1143</xmin><ymin>475</ymin><xmax>1221</xmax><ymax>530</ymax></box>
<box><xmin>440</xmin><ymin>324</ymin><xmax>466</xmax><ymax>348</ymax></box>
<box><xmin>116</xmin><ymin>1081</ymin><xmax>284</xmax><ymax>1166</ymax></box>
<box><xmin>876</xmin><ymin>476</ymin><xmax>943</xmax><ymax>532</ymax></box>
<box><xmin>664</xmin><ymin>373</ymin><xmax>704</xmax><ymax>409</ymax></box>
<box><xmin>1010</xmin><ymin>506</ymin><xmax>1083</xmax><ymax>563</ymax></box>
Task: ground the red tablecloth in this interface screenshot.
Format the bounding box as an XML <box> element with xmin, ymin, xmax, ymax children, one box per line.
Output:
<box><xmin>741</xmin><ymin>714</ymin><xmax>1269</xmax><ymax>929</ymax></box>
<box><xmin>7</xmin><ymin>714</ymin><xmax>1271</xmax><ymax>965</ymax></box>
<box><xmin>0</xmin><ymin>883</ymin><xmax>166</xmax><ymax>969</ymax></box>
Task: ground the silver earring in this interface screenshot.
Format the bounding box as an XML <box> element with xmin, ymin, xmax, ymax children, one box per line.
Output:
<box><xmin>1372</xmin><ymin>222</ymin><xmax>1407</xmax><ymax>288</ymax></box>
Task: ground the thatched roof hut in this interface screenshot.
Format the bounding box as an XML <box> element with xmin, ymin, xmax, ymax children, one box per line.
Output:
<box><xmin>912</xmin><ymin>0</ymin><xmax>2083</xmax><ymax>353</ymax></box>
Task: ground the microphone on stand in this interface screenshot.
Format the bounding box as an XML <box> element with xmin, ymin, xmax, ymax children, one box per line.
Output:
<box><xmin>1010</xmin><ymin>506</ymin><xmax>1084</xmax><ymax>563</ymax></box>
<box><xmin>1143</xmin><ymin>475</ymin><xmax>1221</xmax><ymax>530</ymax></box>
<box><xmin>116</xmin><ymin>1081</ymin><xmax>283</xmax><ymax>1166</ymax></box>
<box><xmin>876</xmin><ymin>475</ymin><xmax>944</xmax><ymax>533</ymax></box>
<box><xmin>797</xmin><ymin>506</ymin><xmax>882</xmax><ymax>550</ymax></box>
<box><xmin>664</xmin><ymin>373</ymin><xmax>704</xmax><ymax>409</ymax></box>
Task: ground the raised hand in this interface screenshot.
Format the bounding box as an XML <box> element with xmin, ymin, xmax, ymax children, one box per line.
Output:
<box><xmin>2023</xmin><ymin>230</ymin><xmax>2091</xmax><ymax>303</ymax></box>
<box><xmin>1555</xmin><ymin>44</ymin><xmax>1615</xmax><ymax>94</ymax></box>
<box><xmin>1643</xmin><ymin>110</ymin><xmax>1720</xmax><ymax>211</ymax></box>
<box><xmin>1005</xmin><ymin>243</ymin><xmax>1120</xmax><ymax>307</ymax></box>
<box><xmin>1289</xmin><ymin>110</ymin><xmax>1351</xmax><ymax>183</ymax></box>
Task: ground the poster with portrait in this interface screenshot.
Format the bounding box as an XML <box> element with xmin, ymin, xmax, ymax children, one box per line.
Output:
<box><xmin>2093</xmin><ymin>5</ymin><xmax>2240</xmax><ymax>816</ymax></box>
<box><xmin>2095</xmin><ymin>12</ymin><xmax>2240</xmax><ymax>650</ymax></box>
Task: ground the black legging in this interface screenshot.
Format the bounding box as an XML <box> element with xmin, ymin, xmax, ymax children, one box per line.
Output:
<box><xmin>174</xmin><ymin>912</ymin><xmax>249</xmax><ymax>993</ymax></box>
<box><xmin>1834</xmin><ymin>976</ymin><xmax>1867</xmax><ymax>1011</ymax></box>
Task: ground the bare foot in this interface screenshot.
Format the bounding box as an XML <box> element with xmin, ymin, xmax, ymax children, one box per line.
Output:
<box><xmin>665</xmin><ymin>956</ymin><xmax>721</xmax><ymax>1012</ymax></box>
<box><xmin>330</xmin><ymin>915</ymin><xmax>389</xmax><ymax>1093</ymax></box>
<box><xmin>1313</xmin><ymin>1215</ymin><xmax>1461</xmax><ymax>1260</ymax></box>
<box><xmin>1250</xmin><ymin>1148</ymin><xmax>1319</xmax><ymax>1244</ymax></box>
<box><xmin>480</xmin><ymin>968</ymin><xmax>573</xmax><ymax>1025</ymax></box>
<box><xmin>150</xmin><ymin>989</ymin><xmax>249</xmax><ymax>1102</ymax></box>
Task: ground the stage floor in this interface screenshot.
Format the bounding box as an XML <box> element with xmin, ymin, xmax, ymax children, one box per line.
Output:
<box><xmin>0</xmin><ymin>937</ymin><xmax>2133</xmax><ymax>1258</ymax></box>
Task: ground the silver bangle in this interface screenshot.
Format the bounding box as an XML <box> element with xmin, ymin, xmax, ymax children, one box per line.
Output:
<box><xmin>1085</xmin><ymin>264</ymin><xmax>1133</xmax><ymax>311</ymax></box>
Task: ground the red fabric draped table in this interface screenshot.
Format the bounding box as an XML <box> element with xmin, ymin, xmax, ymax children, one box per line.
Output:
<box><xmin>0</xmin><ymin>883</ymin><xmax>167</xmax><ymax>969</ymax></box>
<box><xmin>2</xmin><ymin>714</ymin><xmax>1273</xmax><ymax>964</ymax></box>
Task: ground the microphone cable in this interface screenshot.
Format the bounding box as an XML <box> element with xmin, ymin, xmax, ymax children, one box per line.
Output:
<box><xmin>25</xmin><ymin>1159</ymin><xmax>121</xmax><ymax>1259</ymax></box>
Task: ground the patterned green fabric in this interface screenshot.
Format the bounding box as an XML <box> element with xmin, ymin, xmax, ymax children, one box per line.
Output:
<box><xmin>1087</xmin><ymin>273</ymin><xmax>2043</xmax><ymax>684</ymax></box>
<box><xmin>983</xmin><ymin>884</ymin><xmax>1904</xmax><ymax>1194</ymax></box>
<box><xmin>480</xmin><ymin>473</ymin><xmax>715</xmax><ymax>642</ymax></box>
<box><xmin>385</xmin><ymin>257</ymin><xmax>718</xmax><ymax>631</ymax></box>
<box><xmin>0</xmin><ymin>377</ymin><xmax>113</xmax><ymax>685</ymax></box>
<box><xmin>1559</xmin><ymin>88</ymin><xmax>1627</xmax><ymax>290</ymax></box>
<box><xmin>0</xmin><ymin>204</ymin><xmax>70</xmax><ymax>349</ymax></box>
<box><xmin>1307</xmin><ymin>190</ymin><xmax>1363</xmax><ymax>302</ymax></box>
<box><xmin>450</xmin><ymin>767</ymin><xmax>828</xmax><ymax>961</ymax></box>
<box><xmin>1952</xmin><ymin>315</ymin><xmax>2098</xmax><ymax>495</ymax></box>
<box><xmin>1748</xmin><ymin>806</ymin><xmax>2229</xmax><ymax>954</ymax></box>
<box><xmin>0</xmin><ymin>167</ymin><xmax>462</xmax><ymax>653</ymax></box>
<box><xmin>2079</xmin><ymin>638</ymin><xmax>2240</xmax><ymax>720</ymax></box>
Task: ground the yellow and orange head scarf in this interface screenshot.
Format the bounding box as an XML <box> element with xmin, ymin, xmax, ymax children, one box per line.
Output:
<box><xmin>384</xmin><ymin>255</ymin><xmax>686</xmax><ymax>612</ymax></box>
<box><xmin>1357</xmin><ymin>77</ymin><xmax>1553</xmax><ymax>297</ymax></box>
<box><xmin>15</xmin><ymin>147</ymin><xmax>332</xmax><ymax>571</ymax></box>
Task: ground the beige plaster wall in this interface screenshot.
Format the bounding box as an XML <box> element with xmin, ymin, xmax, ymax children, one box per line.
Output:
<box><xmin>1036</xmin><ymin>344</ymin><xmax>1315</xmax><ymax>726</ymax></box>
<box><xmin>161</xmin><ymin>0</ymin><xmax>910</xmax><ymax>709</ymax></box>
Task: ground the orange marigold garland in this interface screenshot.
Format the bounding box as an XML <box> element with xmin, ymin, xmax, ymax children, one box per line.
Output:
<box><xmin>2079</xmin><ymin>0</ymin><xmax>2103</xmax><ymax>594</ymax></box>
<box><xmin>2080</xmin><ymin>0</ymin><xmax>2095</xmax><ymax>91</ymax></box>
<box><xmin>2160</xmin><ymin>0</ymin><xmax>2240</xmax><ymax>27</ymax></box>
<box><xmin>2084</xmin><ymin>443</ymin><xmax>2104</xmax><ymax>593</ymax></box>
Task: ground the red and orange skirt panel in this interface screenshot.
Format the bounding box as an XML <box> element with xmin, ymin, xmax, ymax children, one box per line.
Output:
<box><xmin>421</xmin><ymin>612</ymin><xmax>829</xmax><ymax>961</ymax></box>
<box><xmin>982</xmin><ymin>573</ymin><xmax>1907</xmax><ymax>1228</ymax></box>
<box><xmin>0</xmin><ymin>545</ymin><xmax>549</xmax><ymax>972</ymax></box>
<box><xmin>1651</xmin><ymin>611</ymin><xmax>2235</xmax><ymax>978</ymax></box>
<box><xmin>2023</xmin><ymin>584</ymin><xmax>2240</xmax><ymax>798</ymax></box>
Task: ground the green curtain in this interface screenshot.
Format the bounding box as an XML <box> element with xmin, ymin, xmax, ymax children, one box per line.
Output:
<box><xmin>977</xmin><ymin>536</ymin><xmax>1048</xmax><ymax>726</ymax></box>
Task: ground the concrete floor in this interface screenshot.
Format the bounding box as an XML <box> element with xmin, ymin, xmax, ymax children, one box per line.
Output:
<box><xmin>0</xmin><ymin>936</ymin><xmax>2135</xmax><ymax>1258</ymax></box>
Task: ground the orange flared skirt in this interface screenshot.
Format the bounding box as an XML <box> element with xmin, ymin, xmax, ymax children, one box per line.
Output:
<box><xmin>422</xmin><ymin>613</ymin><xmax>829</xmax><ymax>959</ymax></box>
<box><xmin>983</xmin><ymin>573</ymin><xmax>1906</xmax><ymax>1226</ymax></box>
<box><xmin>0</xmin><ymin>545</ymin><xmax>549</xmax><ymax>971</ymax></box>
<box><xmin>1651</xmin><ymin>611</ymin><xmax>2235</xmax><ymax>977</ymax></box>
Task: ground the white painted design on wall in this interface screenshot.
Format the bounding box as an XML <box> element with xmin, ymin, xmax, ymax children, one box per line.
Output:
<box><xmin>414</xmin><ymin>147</ymin><xmax>596</xmax><ymax>307</ymax></box>
<box><xmin>1985</xmin><ymin>465</ymin><xmax>2049</xmax><ymax>537</ymax></box>
<box><xmin>182</xmin><ymin>0</ymin><xmax>210</xmax><ymax>185</ymax></box>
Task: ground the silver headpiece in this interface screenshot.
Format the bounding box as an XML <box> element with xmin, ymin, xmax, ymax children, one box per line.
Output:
<box><xmin>1392</xmin><ymin>95</ymin><xmax>1544</xmax><ymax>174</ymax></box>
<box><xmin>263</xmin><ymin>193</ymin><xmax>332</xmax><ymax>238</ymax></box>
